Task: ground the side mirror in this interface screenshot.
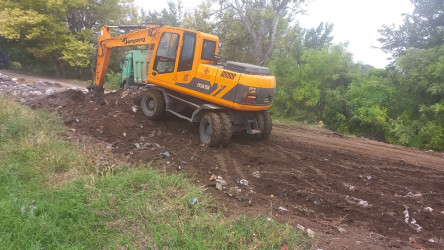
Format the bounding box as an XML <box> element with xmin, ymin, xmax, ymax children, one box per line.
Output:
<box><xmin>119</xmin><ymin>59</ymin><xmax>124</xmax><ymax>69</ymax></box>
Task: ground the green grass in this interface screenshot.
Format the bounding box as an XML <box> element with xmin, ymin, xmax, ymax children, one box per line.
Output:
<box><xmin>0</xmin><ymin>97</ymin><xmax>312</xmax><ymax>249</ymax></box>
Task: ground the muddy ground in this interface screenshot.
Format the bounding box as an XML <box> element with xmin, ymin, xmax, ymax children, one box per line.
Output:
<box><xmin>2</xmin><ymin>70</ymin><xmax>444</xmax><ymax>249</ymax></box>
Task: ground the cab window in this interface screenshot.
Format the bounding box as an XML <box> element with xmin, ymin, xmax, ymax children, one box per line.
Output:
<box><xmin>154</xmin><ymin>32</ymin><xmax>179</xmax><ymax>74</ymax></box>
<box><xmin>178</xmin><ymin>32</ymin><xmax>196</xmax><ymax>72</ymax></box>
<box><xmin>201</xmin><ymin>40</ymin><xmax>216</xmax><ymax>60</ymax></box>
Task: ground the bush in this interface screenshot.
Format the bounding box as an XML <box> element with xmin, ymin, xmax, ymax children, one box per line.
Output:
<box><xmin>9</xmin><ymin>61</ymin><xmax>22</xmax><ymax>70</ymax></box>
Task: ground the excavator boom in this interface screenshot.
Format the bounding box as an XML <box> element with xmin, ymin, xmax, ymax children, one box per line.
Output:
<box><xmin>93</xmin><ymin>25</ymin><xmax>161</xmax><ymax>92</ymax></box>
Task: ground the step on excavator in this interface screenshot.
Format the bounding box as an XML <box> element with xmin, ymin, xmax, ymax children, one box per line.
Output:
<box><xmin>89</xmin><ymin>24</ymin><xmax>276</xmax><ymax>147</ymax></box>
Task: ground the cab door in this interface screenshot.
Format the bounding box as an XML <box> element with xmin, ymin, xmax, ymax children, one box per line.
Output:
<box><xmin>150</xmin><ymin>32</ymin><xmax>180</xmax><ymax>84</ymax></box>
<box><xmin>176</xmin><ymin>31</ymin><xmax>196</xmax><ymax>84</ymax></box>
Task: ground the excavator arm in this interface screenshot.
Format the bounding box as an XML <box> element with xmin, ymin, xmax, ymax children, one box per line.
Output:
<box><xmin>89</xmin><ymin>25</ymin><xmax>161</xmax><ymax>93</ymax></box>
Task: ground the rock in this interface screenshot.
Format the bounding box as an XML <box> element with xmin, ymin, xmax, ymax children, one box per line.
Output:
<box><xmin>297</xmin><ymin>224</ymin><xmax>305</xmax><ymax>231</ymax></box>
<box><xmin>306</xmin><ymin>228</ymin><xmax>315</xmax><ymax>238</ymax></box>
<box><xmin>337</xmin><ymin>226</ymin><xmax>347</xmax><ymax>233</ymax></box>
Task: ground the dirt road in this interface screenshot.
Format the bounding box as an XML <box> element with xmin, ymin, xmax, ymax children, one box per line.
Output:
<box><xmin>2</xmin><ymin>72</ymin><xmax>443</xmax><ymax>249</ymax></box>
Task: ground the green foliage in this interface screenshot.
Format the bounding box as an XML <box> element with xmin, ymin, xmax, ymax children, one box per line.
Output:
<box><xmin>270</xmin><ymin>43</ymin><xmax>359</xmax><ymax>122</ymax></box>
<box><xmin>378</xmin><ymin>0</ymin><xmax>444</xmax><ymax>57</ymax></box>
<box><xmin>104</xmin><ymin>71</ymin><xmax>121</xmax><ymax>90</ymax></box>
<box><xmin>9</xmin><ymin>61</ymin><xmax>22</xmax><ymax>70</ymax></box>
<box><xmin>0</xmin><ymin>0</ymin><xmax>136</xmax><ymax>78</ymax></box>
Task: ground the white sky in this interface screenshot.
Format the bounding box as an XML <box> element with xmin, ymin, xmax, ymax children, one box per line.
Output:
<box><xmin>135</xmin><ymin>0</ymin><xmax>414</xmax><ymax>68</ymax></box>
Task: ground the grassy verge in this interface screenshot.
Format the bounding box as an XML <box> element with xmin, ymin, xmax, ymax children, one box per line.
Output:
<box><xmin>0</xmin><ymin>97</ymin><xmax>311</xmax><ymax>249</ymax></box>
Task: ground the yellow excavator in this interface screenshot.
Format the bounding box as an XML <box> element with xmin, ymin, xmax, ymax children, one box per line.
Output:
<box><xmin>89</xmin><ymin>24</ymin><xmax>276</xmax><ymax>147</ymax></box>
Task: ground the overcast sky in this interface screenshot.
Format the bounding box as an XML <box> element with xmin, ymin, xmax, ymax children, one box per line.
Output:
<box><xmin>135</xmin><ymin>0</ymin><xmax>414</xmax><ymax>68</ymax></box>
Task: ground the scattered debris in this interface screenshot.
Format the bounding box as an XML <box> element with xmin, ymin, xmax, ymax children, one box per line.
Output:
<box><xmin>405</xmin><ymin>192</ymin><xmax>422</xmax><ymax>199</ymax></box>
<box><xmin>337</xmin><ymin>227</ymin><xmax>347</xmax><ymax>234</ymax></box>
<box><xmin>216</xmin><ymin>177</ymin><xmax>227</xmax><ymax>191</ymax></box>
<box><xmin>162</xmin><ymin>152</ymin><xmax>171</xmax><ymax>158</ymax></box>
<box><xmin>252</xmin><ymin>171</ymin><xmax>261</xmax><ymax>178</ymax></box>
<box><xmin>343</xmin><ymin>183</ymin><xmax>356</xmax><ymax>191</ymax></box>
<box><xmin>345</xmin><ymin>196</ymin><xmax>371</xmax><ymax>207</ymax></box>
<box><xmin>423</xmin><ymin>207</ymin><xmax>433</xmax><ymax>213</ymax></box>
<box><xmin>134</xmin><ymin>143</ymin><xmax>151</xmax><ymax>150</ymax></box>
<box><xmin>239</xmin><ymin>179</ymin><xmax>248</xmax><ymax>186</ymax></box>
<box><xmin>209</xmin><ymin>174</ymin><xmax>217</xmax><ymax>181</ymax></box>
<box><xmin>359</xmin><ymin>174</ymin><xmax>372</xmax><ymax>180</ymax></box>
<box><xmin>410</xmin><ymin>218</ymin><xmax>422</xmax><ymax>232</ymax></box>
<box><xmin>428</xmin><ymin>237</ymin><xmax>439</xmax><ymax>243</ymax></box>
<box><xmin>189</xmin><ymin>198</ymin><xmax>198</xmax><ymax>205</ymax></box>
<box><xmin>403</xmin><ymin>206</ymin><xmax>410</xmax><ymax>223</ymax></box>
<box><xmin>278</xmin><ymin>206</ymin><xmax>288</xmax><ymax>211</ymax></box>
<box><xmin>177</xmin><ymin>165</ymin><xmax>182</xmax><ymax>171</ymax></box>
<box><xmin>306</xmin><ymin>228</ymin><xmax>315</xmax><ymax>238</ymax></box>
<box><xmin>296</xmin><ymin>224</ymin><xmax>305</xmax><ymax>231</ymax></box>
<box><xmin>131</xmin><ymin>105</ymin><xmax>138</xmax><ymax>112</ymax></box>
<box><xmin>313</xmin><ymin>201</ymin><xmax>318</xmax><ymax>205</ymax></box>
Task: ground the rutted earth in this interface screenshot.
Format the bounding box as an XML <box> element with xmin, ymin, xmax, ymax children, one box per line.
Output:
<box><xmin>2</xmin><ymin>70</ymin><xmax>444</xmax><ymax>249</ymax></box>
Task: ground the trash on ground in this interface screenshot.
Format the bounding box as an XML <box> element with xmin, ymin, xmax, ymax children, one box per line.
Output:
<box><xmin>343</xmin><ymin>183</ymin><xmax>356</xmax><ymax>191</ymax></box>
<box><xmin>216</xmin><ymin>177</ymin><xmax>227</xmax><ymax>191</ymax></box>
<box><xmin>410</xmin><ymin>218</ymin><xmax>422</xmax><ymax>232</ymax></box>
<box><xmin>297</xmin><ymin>224</ymin><xmax>305</xmax><ymax>231</ymax></box>
<box><xmin>162</xmin><ymin>152</ymin><xmax>170</xmax><ymax>158</ymax></box>
<box><xmin>278</xmin><ymin>206</ymin><xmax>288</xmax><ymax>211</ymax></box>
<box><xmin>45</xmin><ymin>88</ymin><xmax>55</xmax><ymax>95</ymax></box>
<box><xmin>239</xmin><ymin>179</ymin><xmax>248</xmax><ymax>186</ymax></box>
<box><xmin>405</xmin><ymin>192</ymin><xmax>422</xmax><ymax>198</ymax></box>
<box><xmin>423</xmin><ymin>207</ymin><xmax>433</xmax><ymax>213</ymax></box>
<box><xmin>209</xmin><ymin>174</ymin><xmax>217</xmax><ymax>181</ymax></box>
<box><xmin>337</xmin><ymin>226</ymin><xmax>347</xmax><ymax>233</ymax></box>
<box><xmin>252</xmin><ymin>171</ymin><xmax>261</xmax><ymax>178</ymax></box>
<box><xmin>134</xmin><ymin>143</ymin><xmax>151</xmax><ymax>150</ymax></box>
<box><xmin>345</xmin><ymin>195</ymin><xmax>371</xmax><ymax>207</ymax></box>
<box><xmin>131</xmin><ymin>105</ymin><xmax>138</xmax><ymax>112</ymax></box>
<box><xmin>306</xmin><ymin>228</ymin><xmax>315</xmax><ymax>238</ymax></box>
<box><xmin>404</xmin><ymin>206</ymin><xmax>410</xmax><ymax>223</ymax></box>
<box><xmin>189</xmin><ymin>198</ymin><xmax>198</xmax><ymax>205</ymax></box>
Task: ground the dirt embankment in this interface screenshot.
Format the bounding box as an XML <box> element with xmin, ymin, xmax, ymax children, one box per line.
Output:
<box><xmin>2</xmin><ymin>72</ymin><xmax>444</xmax><ymax>249</ymax></box>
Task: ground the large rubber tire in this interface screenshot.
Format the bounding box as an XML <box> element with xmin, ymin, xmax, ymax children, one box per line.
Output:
<box><xmin>199</xmin><ymin>112</ymin><xmax>222</xmax><ymax>147</ymax></box>
<box><xmin>218</xmin><ymin>112</ymin><xmax>232</xmax><ymax>147</ymax></box>
<box><xmin>254</xmin><ymin>111</ymin><xmax>272</xmax><ymax>140</ymax></box>
<box><xmin>141</xmin><ymin>89</ymin><xmax>166</xmax><ymax>120</ymax></box>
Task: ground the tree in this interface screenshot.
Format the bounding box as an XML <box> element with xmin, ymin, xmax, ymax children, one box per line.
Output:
<box><xmin>142</xmin><ymin>0</ymin><xmax>184</xmax><ymax>27</ymax></box>
<box><xmin>0</xmin><ymin>0</ymin><xmax>135</xmax><ymax>78</ymax></box>
<box><xmin>378</xmin><ymin>0</ymin><xmax>444</xmax><ymax>57</ymax></box>
<box><xmin>231</xmin><ymin>0</ymin><xmax>305</xmax><ymax>65</ymax></box>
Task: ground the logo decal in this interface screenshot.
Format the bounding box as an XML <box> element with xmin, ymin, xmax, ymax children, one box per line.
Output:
<box><xmin>122</xmin><ymin>37</ymin><xmax>146</xmax><ymax>45</ymax></box>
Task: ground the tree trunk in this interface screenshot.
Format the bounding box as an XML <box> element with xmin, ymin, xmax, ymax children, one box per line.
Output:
<box><xmin>233</xmin><ymin>0</ymin><xmax>294</xmax><ymax>65</ymax></box>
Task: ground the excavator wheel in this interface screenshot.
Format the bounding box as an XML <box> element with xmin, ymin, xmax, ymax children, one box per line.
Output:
<box><xmin>218</xmin><ymin>112</ymin><xmax>232</xmax><ymax>147</ymax></box>
<box><xmin>253</xmin><ymin>110</ymin><xmax>272</xmax><ymax>140</ymax></box>
<box><xmin>199</xmin><ymin>112</ymin><xmax>222</xmax><ymax>147</ymax></box>
<box><xmin>141</xmin><ymin>89</ymin><xmax>166</xmax><ymax>120</ymax></box>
